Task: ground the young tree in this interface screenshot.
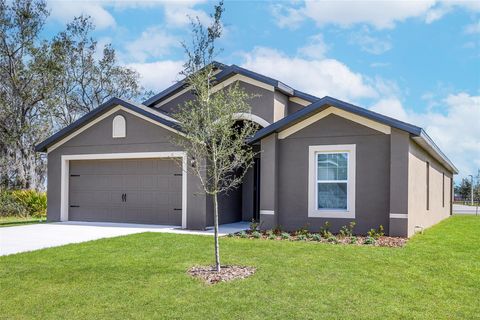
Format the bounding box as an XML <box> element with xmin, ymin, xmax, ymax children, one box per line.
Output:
<box><xmin>174</xmin><ymin>1</ymin><xmax>258</xmax><ymax>272</ymax></box>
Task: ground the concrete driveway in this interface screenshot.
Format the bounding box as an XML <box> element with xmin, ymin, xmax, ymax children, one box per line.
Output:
<box><xmin>453</xmin><ymin>204</ymin><xmax>479</xmax><ymax>215</ymax></box>
<box><xmin>0</xmin><ymin>221</ymin><xmax>249</xmax><ymax>256</ymax></box>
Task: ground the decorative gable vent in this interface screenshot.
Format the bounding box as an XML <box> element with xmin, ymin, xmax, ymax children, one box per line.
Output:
<box><xmin>112</xmin><ymin>115</ymin><xmax>126</xmax><ymax>138</ymax></box>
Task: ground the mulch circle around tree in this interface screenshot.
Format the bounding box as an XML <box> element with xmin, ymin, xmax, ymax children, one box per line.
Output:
<box><xmin>188</xmin><ymin>265</ymin><xmax>256</xmax><ymax>284</ymax></box>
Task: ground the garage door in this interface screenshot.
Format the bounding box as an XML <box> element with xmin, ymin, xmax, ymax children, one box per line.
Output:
<box><xmin>68</xmin><ymin>158</ymin><xmax>182</xmax><ymax>225</ymax></box>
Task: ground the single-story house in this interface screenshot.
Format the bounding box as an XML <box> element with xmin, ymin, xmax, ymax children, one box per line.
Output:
<box><xmin>36</xmin><ymin>62</ymin><xmax>458</xmax><ymax>237</ymax></box>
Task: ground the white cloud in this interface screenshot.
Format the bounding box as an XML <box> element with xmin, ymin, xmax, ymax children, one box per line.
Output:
<box><xmin>298</xmin><ymin>34</ymin><xmax>329</xmax><ymax>59</ymax></box>
<box><xmin>124</xmin><ymin>27</ymin><xmax>179</xmax><ymax>63</ymax></box>
<box><xmin>126</xmin><ymin>60</ymin><xmax>184</xmax><ymax>91</ymax></box>
<box><xmin>48</xmin><ymin>1</ymin><xmax>116</xmax><ymax>29</ymax></box>
<box><xmin>370</xmin><ymin>98</ymin><xmax>408</xmax><ymax>121</ymax></box>
<box><xmin>162</xmin><ymin>0</ymin><xmax>211</xmax><ymax>27</ymax></box>
<box><xmin>273</xmin><ymin>1</ymin><xmax>436</xmax><ymax>29</ymax></box>
<box><xmin>349</xmin><ymin>28</ymin><xmax>392</xmax><ymax>55</ymax></box>
<box><xmin>241</xmin><ymin>47</ymin><xmax>377</xmax><ymax>101</ymax></box>
<box><xmin>369</xmin><ymin>93</ymin><xmax>480</xmax><ymax>179</ymax></box>
<box><xmin>272</xmin><ymin>0</ymin><xmax>480</xmax><ymax>29</ymax></box>
<box><xmin>464</xmin><ymin>21</ymin><xmax>480</xmax><ymax>34</ymax></box>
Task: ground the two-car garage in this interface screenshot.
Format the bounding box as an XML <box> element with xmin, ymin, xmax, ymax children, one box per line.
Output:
<box><xmin>68</xmin><ymin>158</ymin><xmax>183</xmax><ymax>225</ymax></box>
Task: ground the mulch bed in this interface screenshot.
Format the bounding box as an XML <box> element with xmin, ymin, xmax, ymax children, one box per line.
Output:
<box><xmin>188</xmin><ymin>265</ymin><xmax>256</xmax><ymax>284</ymax></box>
<box><xmin>230</xmin><ymin>231</ymin><xmax>407</xmax><ymax>247</ymax></box>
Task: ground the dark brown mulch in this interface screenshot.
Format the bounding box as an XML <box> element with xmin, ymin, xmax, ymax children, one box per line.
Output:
<box><xmin>188</xmin><ymin>265</ymin><xmax>256</xmax><ymax>284</ymax></box>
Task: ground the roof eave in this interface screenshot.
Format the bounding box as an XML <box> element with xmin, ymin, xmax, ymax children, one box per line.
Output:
<box><xmin>413</xmin><ymin>130</ymin><xmax>458</xmax><ymax>174</ymax></box>
<box><xmin>35</xmin><ymin>97</ymin><xmax>181</xmax><ymax>153</ymax></box>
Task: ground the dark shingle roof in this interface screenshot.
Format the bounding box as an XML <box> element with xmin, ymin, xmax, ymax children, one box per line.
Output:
<box><xmin>249</xmin><ymin>96</ymin><xmax>458</xmax><ymax>174</ymax></box>
<box><xmin>35</xmin><ymin>97</ymin><xmax>181</xmax><ymax>152</ymax></box>
<box><xmin>142</xmin><ymin>62</ymin><xmax>319</xmax><ymax>108</ymax></box>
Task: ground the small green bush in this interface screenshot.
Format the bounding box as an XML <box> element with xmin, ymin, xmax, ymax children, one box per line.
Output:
<box><xmin>249</xmin><ymin>219</ymin><xmax>262</xmax><ymax>232</ymax></box>
<box><xmin>296</xmin><ymin>234</ymin><xmax>307</xmax><ymax>241</ymax></box>
<box><xmin>281</xmin><ymin>232</ymin><xmax>291</xmax><ymax>240</ymax></box>
<box><xmin>0</xmin><ymin>191</ymin><xmax>27</xmax><ymax>217</ymax></box>
<box><xmin>295</xmin><ymin>226</ymin><xmax>310</xmax><ymax>237</ymax></box>
<box><xmin>311</xmin><ymin>234</ymin><xmax>322</xmax><ymax>241</ymax></box>
<box><xmin>350</xmin><ymin>236</ymin><xmax>358</xmax><ymax>244</ymax></box>
<box><xmin>320</xmin><ymin>221</ymin><xmax>332</xmax><ymax>239</ymax></box>
<box><xmin>239</xmin><ymin>231</ymin><xmax>248</xmax><ymax>238</ymax></box>
<box><xmin>252</xmin><ymin>231</ymin><xmax>262</xmax><ymax>239</ymax></box>
<box><xmin>11</xmin><ymin>190</ymin><xmax>47</xmax><ymax>218</ymax></box>
<box><xmin>364</xmin><ymin>236</ymin><xmax>376</xmax><ymax>245</ymax></box>
<box><xmin>339</xmin><ymin>221</ymin><xmax>356</xmax><ymax>237</ymax></box>
<box><xmin>367</xmin><ymin>225</ymin><xmax>385</xmax><ymax>239</ymax></box>
<box><xmin>268</xmin><ymin>233</ymin><xmax>276</xmax><ymax>240</ymax></box>
<box><xmin>327</xmin><ymin>236</ymin><xmax>338</xmax><ymax>244</ymax></box>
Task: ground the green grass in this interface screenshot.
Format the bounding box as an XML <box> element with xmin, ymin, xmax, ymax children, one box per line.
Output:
<box><xmin>0</xmin><ymin>216</ymin><xmax>46</xmax><ymax>228</ymax></box>
<box><xmin>1</xmin><ymin>216</ymin><xmax>479</xmax><ymax>319</ymax></box>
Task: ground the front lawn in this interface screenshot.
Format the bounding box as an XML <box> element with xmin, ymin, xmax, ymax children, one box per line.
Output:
<box><xmin>1</xmin><ymin>215</ymin><xmax>478</xmax><ymax>319</ymax></box>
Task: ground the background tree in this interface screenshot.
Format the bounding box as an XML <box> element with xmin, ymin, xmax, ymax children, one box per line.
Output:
<box><xmin>49</xmin><ymin>16</ymin><xmax>147</xmax><ymax>127</ymax></box>
<box><xmin>0</xmin><ymin>0</ymin><xmax>148</xmax><ymax>190</ymax></box>
<box><xmin>0</xmin><ymin>0</ymin><xmax>57</xmax><ymax>189</ymax></box>
<box><xmin>174</xmin><ymin>1</ymin><xmax>258</xmax><ymax>272</ymax></box>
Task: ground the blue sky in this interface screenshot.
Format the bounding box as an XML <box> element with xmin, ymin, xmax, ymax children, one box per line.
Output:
<box><xmin>44</xmin><ymin>0</ymin><xmax>479</xmax><ymax>180</ymax></box>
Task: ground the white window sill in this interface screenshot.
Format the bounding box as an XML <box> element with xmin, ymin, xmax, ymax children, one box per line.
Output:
<box><xmin>308</xmin><ymin>210</ymin><xmax>355</xmax><ymax>219</ymax></box>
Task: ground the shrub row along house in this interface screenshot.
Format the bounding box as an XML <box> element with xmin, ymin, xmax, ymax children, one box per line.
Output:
<box><xmin>36</xmin><ymin>62</ymin><xmax>457</xmax><ymax>237</ymax></box>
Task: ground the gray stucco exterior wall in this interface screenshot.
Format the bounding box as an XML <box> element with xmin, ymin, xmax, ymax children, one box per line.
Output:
<box><xmin>388</xmin><ymin>128</ymin><xmax>410</xmax><ymax>236</ymax></box>
<box><xmin>259</xmin><ymin>133</ymin><xmax>278</xmax><ymax>229</ymax></box>
<box><xmin>266</xmin><ymin>114</ymin><xmax>391</xmax><ymax>235</ymax></box>
<box><xmin>155</xmin><ymin>81</ymin><xmax>275</xmax><ymax>125</ymax></box>
<box><xmin>46</xmin><ymin>109</ymin><xmax>207</xmax><ymax>229</ymax></box>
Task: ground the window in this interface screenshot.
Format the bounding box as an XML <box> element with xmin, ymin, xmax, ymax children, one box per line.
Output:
<box><xmin>308</xmin><ymin>145</ymin><xmax>356</xmax><ymax>218</ymax></box>
<box><xmin>426</xmin><ymin>161</ymin><xmax>430</xmax><ymax>210</ymax></box>
<box><xmin>112</xmin><ymin>115</ymin><xmax>126</xmax><ymax>138</ymax></box>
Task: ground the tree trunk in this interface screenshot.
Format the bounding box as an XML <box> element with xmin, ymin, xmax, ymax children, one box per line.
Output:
<box><xmin>213</xmin><ymin>193</ymin><xmax>221</xmax><ymax>272</ymax></box>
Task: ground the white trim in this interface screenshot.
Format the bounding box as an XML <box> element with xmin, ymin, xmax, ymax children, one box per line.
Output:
<box><xmin>112</xmin><ymin>115</ymin><xmax>126</xmax><ymax>138</ymax></box>
<box><xmin>232</xmin><ymin>113</ymin><xmax>270</xmax><ymax>128</ymax></box>
<box><xmin>260</xmin><ymin>210</ymin><xmax>275</xmax><ymax>215</ymax></box>
<box><xmin>210</xmin><ymin>74</ymin><xmax>274</xmax><ymax>93</ymax></box>
<box><xmin>60</xmin><ymin>151</ymin><xmax>188</xmax><ymax>229</ymax></box>
<box><xmin>289</xmin><ymin>96</ymin><xmax>311</xmax><ymax>107</ymax></box>
<box><xmin>47</xmin><ymin>105</ymin><xmax>183</xmax><ymax>153</ymax></box>
<box><xmin>155</xmin><ymin>74</ymin><xmax>275</xmax><ymax>108</ymax></box>
<box><xmin>390</xmin><ymin>213</ymin><xmax>408</xmax><ymax>219</ymax></box>
<box><xmin>308</xmin><ymin>144</ymin><xmax>356</xmax><ymax>219</ymax></box>
<box><xmin>278</xmin><ymin>106</ymin><xmax>391</xmax><ymax>139</ymax></box>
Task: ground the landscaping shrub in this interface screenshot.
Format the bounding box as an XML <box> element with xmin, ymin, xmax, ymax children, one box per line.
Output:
<box><xmin>296</xmin><ymin>234</ymin><xmax>307</xmax><ymax>241</ymax></box>
<box><xmin>11</xmin><ymin>190</ymin><xmax>47</xmax><ymax>218</ymax></box>
<box><xmin>363</xmin><ymin>236</ymin><xmax>376</xmax><ymax>245</ymax></box>
<box><xmin>320</xmin><ymin>221</ymin><xmax>332</xmax><ymax>239</ymax></box>
<box><xmin>367</xmin><ymin>225</ymin><xmax>385</xmax><ymax>239</ymax></box>
<box><xmin>0</xmin><ymin>189</ymin><xmax>46</xmax><ymax>218</ymax></box>
<box><xmin>280</xmin><ymin>232</ymin><xmax>290</xmax><ymax>240</ymax></box>
<box><xmin>311</xmin><ymin>234</ymin><xmax>322</xmax><ymax>241</ymax></box>
<box><xmin>0</xmin><ymin>190</ymin><xmax>28</xmax><ymax>217</ymax></box>
<box><xmin>339</xmin><ymin>222</ymin><xmax>356</xmax><ymax>237</ymax></box>
<box><xmin>251</xmin><ymin>231</ymin><xmax>261</xmax><ymax>239</ymax></box>
<box><xmin>239</xmin><ymin>231</ymin><xmax>248</xmax><ymax>238</ymax></box>
<box><xmin>295</xmin><ymin>226</ymin><xmax>310</xmax><ymax>237</ymax></box>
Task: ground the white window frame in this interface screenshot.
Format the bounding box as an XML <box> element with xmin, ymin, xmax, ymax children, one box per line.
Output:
<box><xmin>308</xmin><ymin>144</ymin><xmax>356</xmax><ymax>218</ymax></box>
